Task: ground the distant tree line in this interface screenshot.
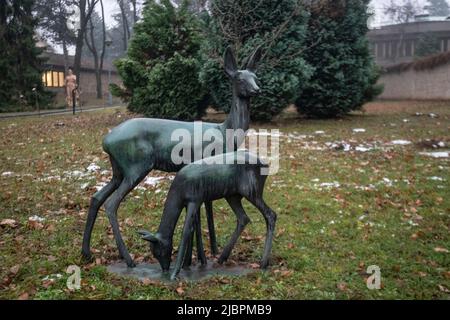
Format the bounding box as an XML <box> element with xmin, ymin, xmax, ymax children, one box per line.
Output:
<box><xmin>2</xmin><ymin>0</ymin><xmax>383</xmax><ymax>118</ymax></box>
<box><xmin>113</xmin><ymin>0</ymin><xmax>382</xmax><ymax>120</ymax></box>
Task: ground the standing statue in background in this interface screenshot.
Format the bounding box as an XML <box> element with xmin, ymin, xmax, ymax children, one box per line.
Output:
<box><xmin>81</xmin><ymin>46</ymin><xmax>262</xmax><ymax>268</ymax></box>
<box><xmin>65</xmin><ymin>67</ymin><xmax>78</xmax><ymax>108</ymax></box>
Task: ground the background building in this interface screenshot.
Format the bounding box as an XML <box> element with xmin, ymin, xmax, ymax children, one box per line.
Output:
<box><xmin>368</xmin><ymin>15</ymin><xmax>450</xmax><ymax>67</ymax></box>
<box><xmin>40</xmin><ymin>51</ymin><xmax>122</xmax><ymax>107</ymax></box>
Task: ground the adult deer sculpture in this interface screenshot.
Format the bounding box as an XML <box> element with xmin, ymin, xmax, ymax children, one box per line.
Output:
<box><xmin>81</xmin><ymin>46</ymin><xmax>262</xmax><ymax>267</ymax></box>
<box><xmin>139</xmin><ymin>150</ymin><xmax>277</xmax><ymax>280</ymax></box>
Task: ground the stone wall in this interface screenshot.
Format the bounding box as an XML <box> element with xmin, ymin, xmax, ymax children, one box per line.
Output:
<box><xmin>378</xmin><ymin>61</ymin><xmax>450</xmax><ymax>100</ymax></box>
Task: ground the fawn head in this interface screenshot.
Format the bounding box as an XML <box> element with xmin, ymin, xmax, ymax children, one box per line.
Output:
<box><xmin>138</xmin><ymin>230</ymin><xmax>172</xmax><ymax>271</ymax></box>
<box><xmin>224</xmin><ymin>46</ymin><xmax>262</xmax><ymax>98</ymax></box>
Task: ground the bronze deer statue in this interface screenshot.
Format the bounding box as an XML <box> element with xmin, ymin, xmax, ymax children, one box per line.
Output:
<box><xmin>82</xmin><ymin>47</ymin><xmax>262</xmax><ymax>267</ymax></box>
<box><xmin>139</xmin><ymin>150</ymin><xmax>277</xmax><ymax>280</ymax></box>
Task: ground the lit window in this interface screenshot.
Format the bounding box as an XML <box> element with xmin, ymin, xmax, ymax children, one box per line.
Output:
<box><xmin>42</xmin><ymin>70</ymin><xmax>65</xmax><ymax>88</ymax></box>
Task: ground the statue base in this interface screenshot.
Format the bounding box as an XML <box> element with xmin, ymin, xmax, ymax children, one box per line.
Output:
<box><xmin>107</xmin><ymin>261</ymin><xmax>255</xmax><ymax>282</ymax></box>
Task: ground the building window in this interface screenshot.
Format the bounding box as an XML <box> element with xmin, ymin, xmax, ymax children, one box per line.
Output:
<box><xmin>42</xmin><ymin>70</ymin><xmax>65</xmax><ymax>88</ymax></box>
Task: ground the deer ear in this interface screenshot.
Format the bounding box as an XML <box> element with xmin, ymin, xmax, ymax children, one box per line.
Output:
<box><xmin>245</xmin><ymin>45</ymin><xmax>262</xmax><ymax>72</ymax></box>
<box><xmin>138</xmin><ymin>230</ymin><xmax>160</xmax><ymax>243</ymax></box>
<box><xmin>224</xmin><ymin>46</ymin><xmax>238</xmax><ymax>78</ymax></box>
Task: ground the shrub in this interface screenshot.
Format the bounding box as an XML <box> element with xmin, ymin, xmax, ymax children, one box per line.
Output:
<box><xmin>111</xmin><ymin>0</ymin><xmax>208</xmax><ymax>120</ymax></box>
<box><xmin>295</xmin><ymin>0</ymin><xmax>382</xmax><ymax>118</ymax></box>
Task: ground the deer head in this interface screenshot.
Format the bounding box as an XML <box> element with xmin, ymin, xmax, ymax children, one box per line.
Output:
<box><xmin>138</xmin><ymin>230</ymin><xmax>172</xmax><ymax>271</ymax></box>
<box><xmin>224</xmin><ymin>46</ymin><xmax>262</xmax><ymax>98</ymax></box>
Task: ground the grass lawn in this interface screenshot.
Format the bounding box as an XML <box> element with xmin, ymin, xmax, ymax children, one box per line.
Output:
<box><xmin>0</xmin><ymin>101</ymin><xmax>449</xmax><ymax>300</ymax></box>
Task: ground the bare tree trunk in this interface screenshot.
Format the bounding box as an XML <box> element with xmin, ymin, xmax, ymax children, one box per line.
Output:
<box><xmin>74</xmin><ymin>0</ymin><xmax>98</xmax><ymax>84</ymax></box>
<box><xmin>62</xmin><ymin>38</ymin><xmax>69</xmax><ymax>74</ymax></box>
<box><xmin>131</xmin><ymin>0</ymin><xmax>138</xmax><ymax>24</ymax></box>
<box><xmin>99</xmin><ymin>0</ymin><xmax>106</xmax><ymax>99</ymax></box>
<box><xmin>118</xmin><ymin>0</ymin><xmax>130</xmax><ymax>51</ymax></box>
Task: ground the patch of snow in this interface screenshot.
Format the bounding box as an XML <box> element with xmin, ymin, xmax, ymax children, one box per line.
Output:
<box><xmin>80</xmin><ymin>182</ymin><xmax>90</xmax><ymax>189</ymax></box>
<box><xmin>94</xmin><ymin>182</ymin><xmax>108</xmax><ymax>191</ymax></box>
<box><xmin>419</xmin><ymin>151</ymin><xmax>449</xmax><ymax>158</ymax></box>
<box><xmin>29</xmin><ymin>215</ymin><xmax>45</xmax><ymax>222</ymax></box>
<box><xmin>143</xmin><ymin>176</ymin><xmax>165</xmax><ymax>186</ymax></box>
<box><xmin>390</xmin><ymin>140</ymin><xmax>412</xmax><ymax>145</ymax></box>
<box><xmin>355</xmin><ymin>146</ymin><xmax>373</xmax><ymax>152</ymax></box>
<box><xmin>428</xmin><ymin>176</ymin><xmax>445</xmax><ymax>181</ymax></box>
<box><xmin>86</xmin><ymin>163</ymin><xmax>100</xmax><ymax>172</ymax></box>
<box><xmin>381</xmin><ymin>178</ymin><xmax>393</xmax><ymax>187</ymax></box>
<box><xmin>318</xmin><ymin>182</ymin><xmax>340</xmax><ymax>188</ymax></box>
<box><xmin>287</xmin><ymin>133</ymin><xmax>308</xmax><ymax>140</ymax></box>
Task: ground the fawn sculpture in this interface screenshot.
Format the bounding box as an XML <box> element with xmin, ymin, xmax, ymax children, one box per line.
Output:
<box><xmin>139</xmin><ymin>150</ymin><xmax>277</xmax><ymax>280</ymax></box>
<box><xmin>82</xmin><ymin>46</ymin><xmax>262</xmax><ymax>267</ymax></box>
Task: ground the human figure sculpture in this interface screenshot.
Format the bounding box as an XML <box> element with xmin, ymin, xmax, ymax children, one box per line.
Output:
<box><xmin>81</xmin><ymin>46</ymin><xmax>262</xmax><ymax>268</ymax></box>
<box><xmin>139</xmin><ymin>150</ymin><xmax>277</xmax><ymax>280</ymax></box>
<box><xmin>65</xmin><ymin>67</ymin><xmax>78</xmax><ymax>108</ymax></box>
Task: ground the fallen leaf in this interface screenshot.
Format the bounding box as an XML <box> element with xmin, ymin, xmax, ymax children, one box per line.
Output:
<box><xmin>9</xmin><ymin>265</ymin><xmax>20</xmax><ymax>275</ymax></box>
<box><xmin>176</xmin><ymin>286</ymin><xmax>184</xmax><ymax>295</ymax></box>
<box><xmin>434</xmin><ymin>247</ymin><xmax>449</xmax><ymax>253</ymax></box>
<box><xmin>337</xmin><ymin>282</ymin><xmax>347</xmax><ymax>292</ymax></box>
<box><xmin>281</xmin><ymin>270</ymin><xmax>293</xmax><ymax>277</ymax></box>
<box><xmin>438</xmin><ymin>285</ymin><xmax>449</xmax><ymax>293</ymax></box>
<box><xmin>18</xmin><ymin>292</ymin><xmax>29</xmax><ymax>300</ymax></box>
<box><xmin>1</xmin><ymin>219</ymin><xmax>18</xmax><ymax>228</ymax></box>
<box><xmin>28</xmin><ymin>220</ymin><xmax>44</xmax><ymax>230</ymax></box>
<box><xmin>142</xmin><ymin>278</ymin><xmax>156</xmax><ymax>285</ymax></box>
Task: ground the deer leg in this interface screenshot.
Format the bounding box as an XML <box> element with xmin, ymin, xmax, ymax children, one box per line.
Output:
<box><xmin>247</xmin><ymin>197</ymin><xmax>277</xmax><ymax>269</ymax></box>
<box><xmin>218</xmin><ymin>196</ymin><xmax>250</xmax><ymax>264</ymax></box>
<box><xmin>205</xmin><ymin>201</ymin><xmax>218</xmax><ymax>255</ymax></box>
<box><xmin>182</xmin><ymin>229</ymin><xmax>193</xmax><ymax>269</ymax></box>
<box><xmin>194</xmin><ymin>208</ymin><xmax>207</xmax><ymax>266</ymax></box>
<box><xmin>82</xmin><ymin>158</ymin><xmax>122</xmax><ymax>261</ymax></box>
<box><xmin>104</xmin><ymin>170</ymin><xmax>149</xmax><ymax>268</ymax></box>
<box><xmin>171</xmin><ymin>202</ymin><xmax>200</xmax><ymax>280</ymax></box>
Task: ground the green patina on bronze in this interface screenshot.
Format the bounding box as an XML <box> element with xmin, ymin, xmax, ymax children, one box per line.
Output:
<box><xmin>81</xmin><ymin>46</ymin><xmax>262</xmax><ymax>268</ymax></box>
<box><xmin>139</xmin><ymin>150</ymin><xmax>277</xmax><ymax>280</ymax></box>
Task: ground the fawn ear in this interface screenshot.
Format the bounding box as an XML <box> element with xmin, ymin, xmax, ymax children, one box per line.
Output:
<box><xmin>245</xmin><ymin>45</ymin><xmax>262</xmax><ymax>72</ymax></box>
<box><xmin>138</xmin><ymin>230</ymin><xmax>160</xmax><ymax>243</ymax></box>
<box><xmin>224</xmin><ymin>46</ymin><xmax>238</xmax><ymax>78</ymax></box>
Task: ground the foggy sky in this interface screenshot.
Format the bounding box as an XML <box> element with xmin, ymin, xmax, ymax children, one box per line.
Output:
<box><xmin>100</xmin><ymin>0</ymin><xmax>430</xmax><ymax>28</ymax></box>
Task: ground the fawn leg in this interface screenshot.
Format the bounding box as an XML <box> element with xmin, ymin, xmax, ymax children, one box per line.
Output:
<box><xmin>247</xmin><ymin>197</ymin><xmax>277</xmax><ymax>269</ymax></box>
<box><xmin>205</xmin><ymin>201</ymin><xmax>218</xmax><ymax>255</ymax></box>
<box><xmin>82</xmin><ymin>158</ymin><xmax>122</xmax><ymax>260</ymax></box>
<box><xmin>182</xmin><ymin>231</ymin><xmax>193</xmax><ymax>269</ymax></box>
<box><xmin>171</xmin><ymin>202</ymin><xmax>199</xmax><ymax>280</ymax></box>
<box><xmin>194</xmin><ymin>208</ymin><xmax>207</xmax><ymax>266</ymax></box>
<box><xmin>218</xmin><ymin>196</ymin><xmax>250</xmax><ymax>264</ymax></box>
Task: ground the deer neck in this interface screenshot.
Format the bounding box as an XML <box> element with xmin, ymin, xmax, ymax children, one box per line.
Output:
<box><xmin>221</xmin><ymin>89</ymin><xmax>250</xmax><ymax>134</ymax></box>
<box><xmin>157</xmin><ymin>194</ymin><xmax>184</xmax><ymax>244</ymax></box>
